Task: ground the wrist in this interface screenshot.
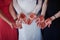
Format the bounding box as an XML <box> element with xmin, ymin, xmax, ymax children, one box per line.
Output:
<box><xmin>39</xmin><ymin>15</ymin><xmax>44</xmax><ymax>21</ymax></box>
<box><xmin>50</xmin><ymin>15</ymin><xmax>56</xmax><ymax>21</ymax></box>
<box><xmin>40</xmin><ymin>14</ymin><xmax>45</xmax><ymax>17</ymax></box>
<box><xmin>7</xmin><ymin>20</ymin><xmax>12</xmax><ymax>26</ymax></box>
<box><xmin>29</xmin><ymin>13</ymin><xmax>37</xmax><ymax>20</ymax></box>
<box><xmin>14</xmin><ymin>17</ymin><xmax>18</xmax><ymax>22</ymax></box>
<box><xmin>31</xmin><ymin>11</ymin><xmax>37</xmax><ymax>15</ymax></box>
<box><xmin>39</xmin><ymin>15</ymin><xmax>44</xmax><ymax>18</ymax></box>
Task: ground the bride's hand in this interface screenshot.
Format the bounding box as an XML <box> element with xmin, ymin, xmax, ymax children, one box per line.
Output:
<box><xmin>27</xmin><ymin>13</ymin><xmax>37</xmax><ymax>25</ymax></box>
<box><xmin>29</xmin><ymin>13</ymin><xmax>37</xmax><ymax>20</ymax></box>
<box><xmin>18</xmin><ymin>13</ymin><xmax>27</xmax><ymax>24</ymax></box>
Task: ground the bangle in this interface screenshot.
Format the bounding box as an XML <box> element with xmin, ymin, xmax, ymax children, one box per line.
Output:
<box><xmin>50</xmin><ymin>16</ymin><xmax>56</xmax><ymax>21</ymax></box>
<box><xmin>54</xmin><ymin>15</ymin><xmax>56</xmax><ymax>19</ymax></box>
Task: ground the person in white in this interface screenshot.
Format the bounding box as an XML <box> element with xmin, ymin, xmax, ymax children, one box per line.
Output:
<box><xmin>9</xmin><ymin>0</ymin><xmax>48</xmax><ymax>40</ymax></box>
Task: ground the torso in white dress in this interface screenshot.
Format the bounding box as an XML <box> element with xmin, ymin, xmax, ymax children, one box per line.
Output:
<box><xmin>13</xmin><ymin>0</ymin><xmax>42</xmax><ymax>40</ymax></box>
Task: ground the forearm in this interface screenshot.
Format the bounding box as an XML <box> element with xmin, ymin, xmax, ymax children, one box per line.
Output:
<box><xmin>13</xmin><ymin>0</ymin><xmax>23</xmax><ymax>14</ymax></box>
<box><xmin>50</xmin><ymin>11</ymin><xmax>60</xmax><ymax>21</ymax></box>
<box><xmin>0</xmin><ymin>10</ymin><xmax>12</xmax><ymax>24</ymax></box>
<box><xmin>54</xmin><ymin>11</ymin><xmax>60</xmax><ymax>18</ymax></box>
<box><xmin>41</xmin><ymin>0</ymin><xmax>48</xmax><ymax>16</ymax></box>
<box><xmin>32</xmin><ymin>0</ymin><xmax>42</xmax><ymax>14</ymax></box>
<box><xmin>9</xmin><ymin>2</ymin><xmax>17</xmax><ymax>20</ymax></box>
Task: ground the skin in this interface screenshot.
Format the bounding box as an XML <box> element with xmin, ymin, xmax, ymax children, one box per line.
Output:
<box><xmin>36</xmin><ymin>0</ymin><xmax>48</xmax><ymax>29</ymax></box>
<box><xmin>9</xmin><ymin>0</ymin><xmax>42</xmax><ymax>28</ymax></box>
<box><xmin>9</xmin><ymin>0</ymin><xmax>60</xmax><ymax>29</ymax></box>
<box><xmin>45</xmin><ymin>11</ymin><xmax>60</xmax><ymax>28</ymax></box>
<box><xmin>9</xmin><ymin>1</ymin><xmax>22</xmax><ymax>29</ymax></box>
<box><xmin>0</xmin><ymin>10</ymin><xmax>16</xmax><ymax>29</ymax></box>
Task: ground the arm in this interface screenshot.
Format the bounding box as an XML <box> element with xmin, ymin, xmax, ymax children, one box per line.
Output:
<box><xmin>10</xmin><ymin>0</ymin><xmax>24</xmax><ymax>20</ymax></box>
<box><xmin>50</xmin><ymin>11</ymin><xmax>60</xmax><ymax>21</ymax></box>
<box><xmin>36</xmin><ymin>0</ymin><xmax>48</xmax><ymax>29</ymax></box>
<box><xmin>13</xmin><ymin>0</ymin><xmax>23</xmax><ymax>14</ymax></box>
<box><xmin>9</xmin><ymin>2</ymin><xmax>17</xmax><ymax>20</ymax></box>
<box><xmin>32</xmin><ymin>0</ymin><xmax>42</xmax><ymax>14</ymax></box>
<box><xmin>9</xmin><ymin>2</ymin><xmax>22</xmax><ymax>29</ymax></box>
<box><xmin>40</xmin><ymin>0</ymin><xmax>48</xmax><ymax>16</ymax></box>
<box><xmin>45</xmin><ymin>11</ymin><xmax>60</xmax><ymax>28</ymax></box>
<box><xmin>0</xmin><ymin>10</ymin><xmax>14</xmax><ymax>28</ymax></box>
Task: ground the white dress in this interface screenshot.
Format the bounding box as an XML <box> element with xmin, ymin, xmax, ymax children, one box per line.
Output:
<box><xmin>13</xmin><ymin>0</ymin><xmax>42</xmax><ymax>40</ymax></box>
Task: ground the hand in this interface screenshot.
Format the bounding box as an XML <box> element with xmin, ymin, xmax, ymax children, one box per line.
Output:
<box><xmin>36</xmin><ymin>15</ymin><xmax>45</xmax><ymax>29</ymax></box>
<box><xmin>44</xmin><ymin>16</ymin><xmax>56</xmax><ymax>28</ymax></box>
<box><xmin>45</xmin><ymin>18</ymin><xmax>52</xmax><ymax>28</ymax></box>
<box><xmin>8</xmin><ymin>21</ymin><xmax>17</xmax><ymax>29</ymax></box>
<box><xmin>18</xmin><ymin>13</ymin><xmax>27</xmax><ymax>24</ymax></box>
<box><xmin>19</xmin><ymin>13</ymin><xmax>26</xmax><ymax>20</ymax></box>
<box><xmin>15</xmin><ymin>19</ymin><xmax>22</xmax><ymax>29</ymax></box>
<box><xmin>26</xmin><ymin>13</ymin><xmax>37</xmax><ymax>25</ymax></box>
<box><xmin>26</xmin><ymin>18</ymin><xmax>32</xmax><ymax>25</ymax></box>
<box><xmin>29</xmin><ymin>13</ymin><xmax>37</xmax><ymax>20</ymax></box>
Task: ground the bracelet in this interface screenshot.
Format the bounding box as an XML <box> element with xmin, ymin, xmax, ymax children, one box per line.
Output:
<box><xmin>14</xmin><ymin>18</ymin><xmax>18</xmax><ymax>21</ymax></box>
<box><xmin>50</xmin><ymin>16</ymin><xmax>55</xmax><ymax>21</ymax></box>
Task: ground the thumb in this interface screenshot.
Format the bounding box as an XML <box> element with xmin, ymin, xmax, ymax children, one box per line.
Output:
<box><xmin>48</xmin><ymin>21</ymin><xmax>52</xmax><ymax>28</ymax></box>
<box><xmin>10</xmin><ymin>23</ymin><xmax>13</xmax><ymax>29</ymax></box>
<box><xmin>8</xmin><ymin>22</ymin><xmax>13</xmax><ymax>29</ymax></box>
<box><xmin>12</xmin><ymin>22</ymin><xmax>18</xmax><ymax>29</ymax></box>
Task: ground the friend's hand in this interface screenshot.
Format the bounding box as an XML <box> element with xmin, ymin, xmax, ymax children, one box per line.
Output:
<box><xmin>8</xmin><ymin>21</ymin><xmax>17</xmax><ymax>29</ymax></box>
<box><xmin>45</xmin><ymin>15</ymin><xmax>56</xmax><ymax>28</ymax></box>
<box><xmin>45</xmin><ymin>18</ymin><xmax>52</xmax><ymax>28</ymax></box>
<box><xmin>36</xmin><ymin>15</ymin><xmax>45</xmax><ymax>29</ymax></box>
<box><xmin>15</xmin><ymin>19</ymin><xmax>22</xmax><ymax>29</ymax></box>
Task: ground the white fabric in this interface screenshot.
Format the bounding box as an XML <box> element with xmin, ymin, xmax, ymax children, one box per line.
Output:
<box><xmin>18</xmin><ymin>20</ymin><xmax>42</xmax><ymax>40</ymax></box>
<box><xmin>13</xmin><ymin>0</ymin><xmax>42</xmax><ymax>40</ymax></box>
<box><xmin>17</xmin><ymin>0</ymin><xmax>36</xmax><ymax>14</ymax></box>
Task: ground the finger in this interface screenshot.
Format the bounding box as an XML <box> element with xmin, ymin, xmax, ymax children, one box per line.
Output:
<box><xmin>48</xmin><ymin>21</ymin><xmax>52</xmax><ymax>28</ymax></box>
<box><xmin>36</xmin><ymin>18</ymin><xmax>40</xmax><ymax>23</ymax></box>
<box><xmin>37</xmin><ymin>22</ymin><xmax>45</xmax><ymax>29</ymax></box>
<box><xmin>48</xmin><ymin>23</ymin><xmax>50</xmax><ymax>27</ymax></box>
<box><xmin>15</xmin><ymin>21</ymin><xmax>22</xmax><ymax>29</ymax></box>
<box><xmin>15</xmin><ymin>26</ymin><xmax>22</xmax><ymax>29</ymax></box>
<box><xmin>16</xmin><ymin>24</ymin><xmax>22</xmax><ymax>29</ymax></box>
<box><xmin>29</xmin><ymin>13</ymin><xmax>37</xmax><ymax>20</ymax></box>
<box><xmin>41</xmin><ymin>26</ymin><xmax>44</xmax><ymax>29</ymax></box>
<box><xmin>35</xmin><ymin>17</ymin><xmax>40</xmax><ymax>24</ymax></box>
<box><xmin>20</xmin><ymin>13</ymin><xmax>26</xmax><ymax>19</ymax></box>
<box><xmin>37</xmin><ymin>22</ymin><xmax>40</xmax><ymax>27</ymax></box>
<box><xmin>38</xmin><ymin>21</ymin><xmax>47</xmax><ymax>30</ymax></box>
<box><xmin>39</xmin><ymin>15</ymin><xmax>44</xmax><ymax>22</ymax></box>
<box><xmin>41</xmin><ymin>24</ymin><xmax>47</xmax><ymax>30</ymax></box>
<box><xmin>27</xmin><ymin>18</ymin><xmax>33</xmax><ymax>25</ymax></box>
<box><xmin>13</xmin><ymin>23</ymin><xmax>18</xmax><ymax>29</ymax></box>
<box><xmin>23</xmin><ymin>18</ymin><xmax>27</xmax><ymax>24</ymax></box>
<box><xmin>10</xmin><ymin>24</ymin><xmax>13</xmax><ymax>29</ymax></box>
<box><xmin>17</xmin><ymin>23</ymin><xmax>22</xmax><ymax>28</ymax></box>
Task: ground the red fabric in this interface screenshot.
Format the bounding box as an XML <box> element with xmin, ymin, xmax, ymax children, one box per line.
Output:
<box><xmin>0</xmin><ymin>0</ymin><xmax>18</xmax><ymax>40</ymax></box>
